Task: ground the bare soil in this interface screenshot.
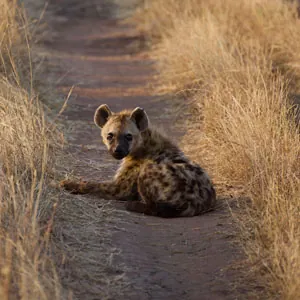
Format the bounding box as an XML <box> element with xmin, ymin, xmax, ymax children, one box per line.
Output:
<box><xmin>43</xmin><ymin>1</ymin><xmax>247</xmax><ymax>299</ymax></box>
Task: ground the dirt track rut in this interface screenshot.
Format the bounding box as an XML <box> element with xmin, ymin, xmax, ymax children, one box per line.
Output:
<box><xmin>45</xmin><ymin>2</ymin><xmax>244</xmax><ymax>299</ymax></box>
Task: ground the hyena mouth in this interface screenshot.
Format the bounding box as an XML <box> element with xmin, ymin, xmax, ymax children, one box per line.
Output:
<box><xmin>111</xmin><ymin>151</ymin><xmax>129</xmax><ymax>160</ymax></box>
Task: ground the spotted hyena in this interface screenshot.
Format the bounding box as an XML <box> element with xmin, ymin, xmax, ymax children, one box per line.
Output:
<box><xmin>60</xmin><ymin>104</ymin><xmax>216</xmax><ymax>217</ymax></box>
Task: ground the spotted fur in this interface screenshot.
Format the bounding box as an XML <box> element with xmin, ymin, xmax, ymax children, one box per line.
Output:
<box><xmin>60</xmin><ymin>105</ymin><xmax>217</xmax><ymax>217</ymax></box>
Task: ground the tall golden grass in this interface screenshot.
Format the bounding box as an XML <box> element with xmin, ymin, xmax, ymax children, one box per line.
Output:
<box><xmin>134</xmin><ymin>0</ymin><xmax>300</xmax><ymax>298</ymax></box>
<box><xmin>0</xmin><ymin>0</ymin><xmax>62</xmax><ymax>298</ymax></box>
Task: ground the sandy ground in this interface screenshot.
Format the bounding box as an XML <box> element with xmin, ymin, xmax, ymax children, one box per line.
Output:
<box><xmin>41</xmin><ymin>1</ymin><xmax>246</xmax><ymax>299</ymax></box>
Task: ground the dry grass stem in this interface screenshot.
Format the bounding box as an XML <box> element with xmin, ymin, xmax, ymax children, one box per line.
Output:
<box><xmin>134</xmin><ymin>0</ymin><xmax>300</xmax><ymax>298</ymax></box>
<box><xmin>0</xmin><ymin>0</ymin><xmax>62</xmax><ymax>298</ymax></box>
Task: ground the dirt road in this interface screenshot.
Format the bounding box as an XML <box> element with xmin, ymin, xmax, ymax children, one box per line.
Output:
<box><xmin>44</xmin><ymin>1</ymin><xmax>244</xmax><ymax>299</ymax></box>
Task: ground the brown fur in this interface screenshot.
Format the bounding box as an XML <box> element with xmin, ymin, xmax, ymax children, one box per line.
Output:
<box><xmin>60</xmin><ymin>105</ymin><xmax>216</xmax><ymax>217</ymax></box>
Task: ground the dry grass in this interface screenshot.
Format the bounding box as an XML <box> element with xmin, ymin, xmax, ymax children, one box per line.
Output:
<box><xmin>134</xmin><ymin>0</ymin><xmax>300</xmax><ymax>299</ymax></box>
<box><xmin>0</xmin><ymin>0</ymin><xmax>63</xmax><ymax>299</ymax></box>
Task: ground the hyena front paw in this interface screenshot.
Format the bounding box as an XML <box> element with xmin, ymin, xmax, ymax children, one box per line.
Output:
<box><xmin>60</xmin><ymin>179</ymin><xmax>85</xmax><ymax>194</ymax></box>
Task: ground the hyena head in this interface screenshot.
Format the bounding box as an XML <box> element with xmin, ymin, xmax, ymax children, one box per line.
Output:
<box><xmin>94</xmin><ymin>104</ymin><xmax>149</xmax><ymax>160</ymax></box>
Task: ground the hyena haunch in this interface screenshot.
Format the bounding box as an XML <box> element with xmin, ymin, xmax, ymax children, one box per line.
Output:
<box><xmin>60</xmin><ymin>104</ymin><xmax>216</xmax><ymax>218</ymax></box>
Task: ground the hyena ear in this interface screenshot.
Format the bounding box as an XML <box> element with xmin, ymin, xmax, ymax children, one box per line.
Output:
<box><xmin>130</xmin><ymin>107</ymin><xmax>149</xmax><ymax>132</ymax></box>
<box><xmin>94</xmin><ymin>104</ymin><xmax>112</xmax><ymax>128</ymax></box>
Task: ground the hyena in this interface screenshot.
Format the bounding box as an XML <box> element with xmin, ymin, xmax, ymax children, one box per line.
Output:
<box><xmin>60</xmin><ymin>104</ymin><xmax>216</xmax><ymax>218</ymax></box>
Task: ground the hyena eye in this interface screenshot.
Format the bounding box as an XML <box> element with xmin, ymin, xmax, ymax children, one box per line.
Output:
<box><xmin>107</xmin><ymin>133</ymin><xmax>114</xmax><ymax>141</ymax></box>
<box><xmin>125</xmin><ymin>134</ymin><xmax>133</xmax><ymax>141</ymax></box>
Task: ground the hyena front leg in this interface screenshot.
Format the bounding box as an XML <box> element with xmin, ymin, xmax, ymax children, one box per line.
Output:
<box><xmin>60</xmin><ymin>178</ymin><xmax>138</xmax><ymax>201</ymax></box>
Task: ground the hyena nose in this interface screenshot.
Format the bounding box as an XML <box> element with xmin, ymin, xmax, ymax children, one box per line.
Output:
<box><xmin>112</xmin><ymin>146</ymin><xmax>128</xmax><ymax>160</ymax></box>
<box><xmin>114</xmin><ymin>146</ymin><xmax>124</xmax><ymax>155</ymax></box>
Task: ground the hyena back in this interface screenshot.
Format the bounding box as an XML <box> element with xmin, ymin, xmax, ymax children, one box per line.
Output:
<box><xmin>60</xmin><ymin>104</ymin><xmax>216</xmax><ymax>218</ymax></box>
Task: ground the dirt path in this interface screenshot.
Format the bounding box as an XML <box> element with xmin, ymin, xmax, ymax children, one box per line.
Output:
<box><xmin>44</xmin><ymin>2</ymin><xmax>244</xmax><ymax>299</ymax></box>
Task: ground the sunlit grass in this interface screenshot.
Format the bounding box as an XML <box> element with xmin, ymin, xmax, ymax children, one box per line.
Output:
<box><xmin>0</xmin><ymin>0</ymin><xmax>62</xmax><ymax>298</ymax></box>
<box><xmin>134</xmin><ymin>0</ymin><xmax>300</xmax><ymax>298</ymax></box>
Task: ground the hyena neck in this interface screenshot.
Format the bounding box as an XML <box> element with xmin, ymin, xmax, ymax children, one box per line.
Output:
<box><xmin>128</xmin><ymin>128</ymin><xmax>181</xmax><ymax>160</ymax></box>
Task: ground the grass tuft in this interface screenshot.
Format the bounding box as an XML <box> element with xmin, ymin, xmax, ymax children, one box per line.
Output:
<box><xmin>134</xmin><ymin>0</ymin><xmax>300</xmax><ymax>298</ymax></box>
<box><xmin>0</xmin><ymin>0</ymin><xmax>62</xmax><ymax>299</ymax></box>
